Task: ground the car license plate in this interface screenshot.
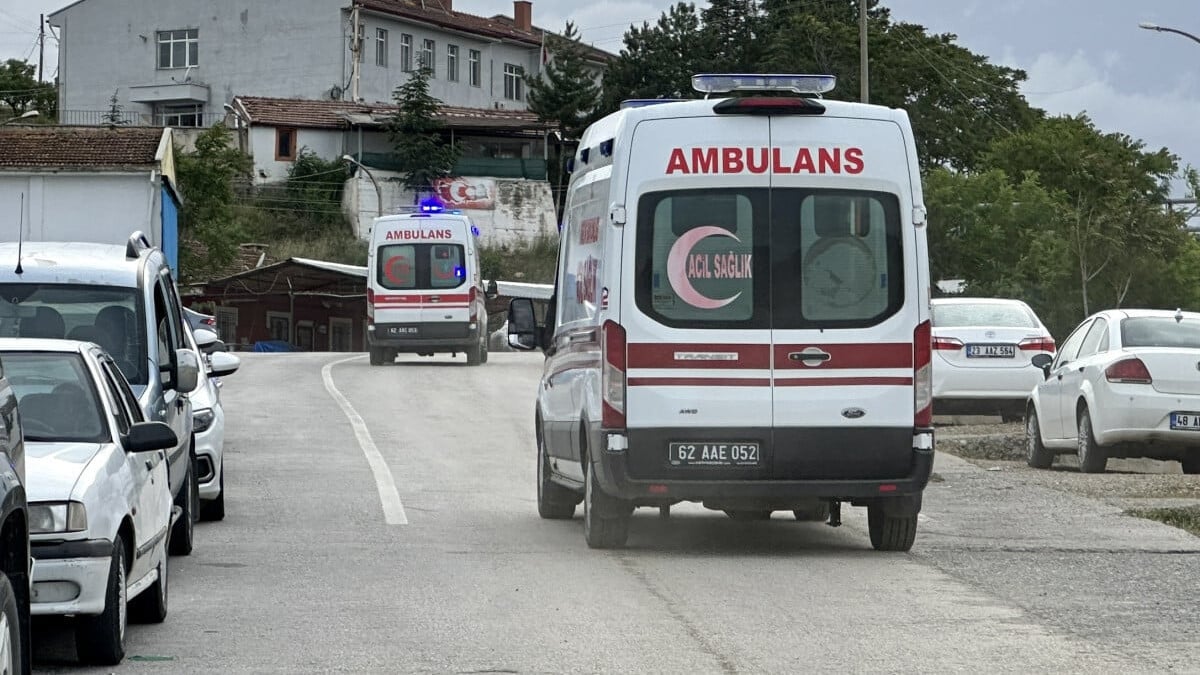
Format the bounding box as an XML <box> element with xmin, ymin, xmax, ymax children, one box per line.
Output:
<box><xmin>966</xmin><ymin>344</ymin><xmax>1016</xmax><ymax>358</ymax></box>
<box><xmin>388</xmin><ymin>326</ymin><xmax>419</xmax><ymax>336</ymax></box>
<box><xmin>669</xmin><ymin>442</ymin><xmax>760</xmax><ymax>467</ymax></box>
<box><xmin>1169</xmin><ymin>412</ymin><xmax>1200</xmax><ymax>430</ymax></box>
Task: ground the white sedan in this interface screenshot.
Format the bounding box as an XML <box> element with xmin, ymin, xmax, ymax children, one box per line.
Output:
<box><xmin>186</xmin><ymin>328</ymin><xmax>240</xmax><ymax>521</ymax></box>
<box><xmin>1026</xmin><ymin>309</ymin><xmax>1200</xmax><ymax>474</ymax></box>
<box><xmin>931</xmin><ymin>297</ymin><xmax>1056</xmax><ymax>421</ymax></box>
<box><xmin>1</xmin><ymin>339</ymin><xmax>181</xmax><ymax>665</ymax></box>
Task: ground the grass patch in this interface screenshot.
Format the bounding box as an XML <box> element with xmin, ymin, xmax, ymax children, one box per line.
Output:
<box><xmin>1127</xmin><ymin>505</ymin><xmax>1200</xmax><ymax>537</ymax></box>
<box><xmin>480</xmin><ymin>233</ymin><xmax>559</xmax><ymax>284</ymax></box>
<box><xmin>267</xmin><ymin>234</ymin><xmax>368</xmax><ymax>266</ymax></box>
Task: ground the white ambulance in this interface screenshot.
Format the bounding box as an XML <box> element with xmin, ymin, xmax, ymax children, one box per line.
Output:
<box><xmin>507</xmin><ymin>74</ymin><xmax>935</xmax><ymax>550</ymax></box>
<box><xmin>366</xmin><ymin>204</ymin><xmax>490</xmax><ymax>365</ymax></box>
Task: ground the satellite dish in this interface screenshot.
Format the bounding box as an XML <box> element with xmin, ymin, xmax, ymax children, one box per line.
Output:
<box><xmin>329</xmin><ymin>85</ymin><xmax>344</xmax><ymax>100</ymax></box>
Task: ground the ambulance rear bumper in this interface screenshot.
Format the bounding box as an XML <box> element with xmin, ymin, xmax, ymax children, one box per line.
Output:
<box><xmin>368</xmin><ymin>322</ymin><xmax>481</xmax><ymax>349</ymax></box>
<box><xmin>591</xmin><ymin>426</ymin><xmax>935</xmax><ymax>502</ymax></box>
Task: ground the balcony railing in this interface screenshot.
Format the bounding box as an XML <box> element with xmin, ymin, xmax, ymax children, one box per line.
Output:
<box><xmin>356</xmin><ymin>152</ymin><xmax>547</xmax><ymax>180</ymax></box>
<box><xmin>58</xmin><ymin>110</ymin><xmax>227</xmax><ymax>128</ymax></box>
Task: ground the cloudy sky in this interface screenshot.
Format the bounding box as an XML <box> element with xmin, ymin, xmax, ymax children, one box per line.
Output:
<box><xmin>3</xmin><ymin>1</ymin><xmax>1198</xmax><ymax>193</ymax></box>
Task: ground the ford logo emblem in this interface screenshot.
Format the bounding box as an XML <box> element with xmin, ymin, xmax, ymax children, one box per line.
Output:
<box><xmin>842</xmin><ymin>407</ymin><xmax>866</xmax><ymax>419</ymax></box>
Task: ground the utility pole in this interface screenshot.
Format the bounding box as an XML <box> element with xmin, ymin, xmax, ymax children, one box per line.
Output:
<box><xmin>859</xmin><ymin>0</ymin><xmax>868</xmax><ymax>103</ymax></box>
<box><xmin>37</xmin><ymin>14</ymin><xmax>45</xmax><ymax>81</ymax></box>
<box><xmin>350</xmin><ymin>5</ymin><xmax>361</xmax><ymax>101</ymax></box>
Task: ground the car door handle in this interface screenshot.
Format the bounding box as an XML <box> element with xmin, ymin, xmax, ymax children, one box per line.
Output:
<box><xmin>789</xmin><ymin>350</ymin><xmax>831</xmax><ymax>363</ymax></box>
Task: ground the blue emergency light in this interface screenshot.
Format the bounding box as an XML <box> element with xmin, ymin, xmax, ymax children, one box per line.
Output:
<box><xmin>691</xmin><ymin>74</ymin><xmax>837</xmax><ymax>96</ymax></box>
<box><xmin>419</xmin><ymin>198</ymin><xmax>444</xmax><ymax>213</ymax></box>
<box><xmin>470</xmin><ymin>225</ymin><xmax>481</xmax><ymax>237</ymax></box>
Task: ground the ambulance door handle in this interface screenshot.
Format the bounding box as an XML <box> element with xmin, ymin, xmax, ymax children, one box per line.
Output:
<box><xmin>789</xmin><ymin>350</ymin><xmax>831</xmax><ymax>364</ymax></box>
<box><xmin>429</xmin><ymin>296</ymin><xmax>441</xmax><ymax>303</ymax></box>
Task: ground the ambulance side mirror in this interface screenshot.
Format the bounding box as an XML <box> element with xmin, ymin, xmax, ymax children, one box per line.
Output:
<box><xmin>485</xmin><ymin>279</ymin><xmax>500</xmax><ymax>300</ymax></box>
<box><xmin>507</xmin><ymin>298</ymin><xmax>541</xmax><ymax>351</ymax></box>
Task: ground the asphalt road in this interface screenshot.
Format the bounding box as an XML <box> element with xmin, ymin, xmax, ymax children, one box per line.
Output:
<box><xmin>32</xmin><ymin>352</ymin><xmax>1200</xmax><ymax>673</ymax></box>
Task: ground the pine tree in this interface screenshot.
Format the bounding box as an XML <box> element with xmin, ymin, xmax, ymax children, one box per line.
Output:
<box><xmin>526</xmin><ymin>21</ymin><xmax>600</xmax><ymax>141</ymax></box>
<box><xmin>387</xmin><ymin>67</ymin><xmax>460</xmax><ymax>198</ymax></box>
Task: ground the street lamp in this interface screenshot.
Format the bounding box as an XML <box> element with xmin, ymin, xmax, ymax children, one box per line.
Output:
<box><xmin>1139</xmin><ymin>21</ymin><xmax>1200</xmax><ymax>46</ymax></box>
<box><xmin>341</xmin><ymin>154</ymin><xmax>383</xmax><ymax>218</ymax></box>
<box><xmin>0</xmin><ymin>110</ymin><xmax>40</xmax><ymax>126</ymax></box>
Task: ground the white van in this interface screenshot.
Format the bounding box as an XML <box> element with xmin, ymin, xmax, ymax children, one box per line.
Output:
<box><xmin>366</xmin><ymin>205</ymin><xmax>491</xmax><ymax>365</ymax></box>
<box><xmin>508</xmin><ymin>74</ymin><xmax>935</xmax><ymax>551</ymax></box>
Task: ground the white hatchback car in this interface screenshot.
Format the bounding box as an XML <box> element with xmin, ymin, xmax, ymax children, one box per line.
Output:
<box><xmin>1</xmin><ymin>339</ymin><xmax>180</xmax><ymax>665</ymax></box>
<box><xmin>931</xmin><ymin>298</ymin><xmax>1055</xmax><ymax>421</ymax></box>
<box><xmin>187</xmin><ymin>327</ymin><xmax>240</xmax><ymax>521</ymax></box>
<box><xmin>1026</xmin><ymin>309</ymin><xmax>1200</xmax><ymax>474</ymax></box>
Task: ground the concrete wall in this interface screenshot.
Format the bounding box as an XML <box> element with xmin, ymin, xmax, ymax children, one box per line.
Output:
<box><xmin>344</xmin><ymin>170</ymin><xmax>557</xmax><ymax>246</ymax></box>
<box><xmin>51</xmin><ymin>0</ymin><xmax>346</xmax><ymax>117</ymax></box>
<box><xmin>248</xmin><ymin>126</ymin><xmax>345</xmax><ymax>184</ymax></box>
<box><xmin>0</xmin><ymin>173</ymin><xmax>159</xmax><ymax>248</ymax></box>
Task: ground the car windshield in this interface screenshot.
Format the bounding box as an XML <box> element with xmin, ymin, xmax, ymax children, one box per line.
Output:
<box><xmin>0</xmin><ymin>283</ymin><xmax>149</xmax><ymax>385</ymax></box>
<box><xmin>1121</xmin><ymin>317</ymin><xmax>1200</xmax><ymax>349</ymax></box>
<box><xmin>1</xmin><ymin>351</ymin><xmax>108</xmax><ymax>443</ymax></box>
<box><xmin>933</xmin><ymin>303</ymin><xmax>1038</xmax><ymax>328</ymax></box>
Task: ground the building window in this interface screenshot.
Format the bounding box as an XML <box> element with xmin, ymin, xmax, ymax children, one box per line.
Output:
<box><xmin>376</xmin><ymin>28</ymin><xmax>388</xmax><ymax>67</ymax></box>
<box><xmin>357</xmin><ymin>24</ymin><xmax>365</xmax><ymax>63</ymax></box>
<box><xmin>275</xmin><ymin>127</ymin><xmax>297</xmax><ymax>161</ymax></box>
<box><xmin>157</xmin><ymin>29</ymin><xmax>198</xmax><ymax>69</ymax></box>
<box><xmin>267</xmin><ymin>312</ymin><xmax>291</xmax><ymax>343</ymax></box>
<box><xmin>469</xmin><ymin>49</ymin><xmax>481</xmax><ymax>87</ymax></box>
<box><xmin>503</xmin><ymin>63</ymin><xmax>524</xmax><ymax>101</ymax></box>
<box><xmin>420</xmin><ymin>39</ymin><xmax>435</xmax><ymax>75</ymax></box>
<box><xmin>400</xmin><ymin>33</ymin><xmax>413</xmax><ymax>71</ymax></box>
<box><xmin>447</xmin><ymin>44</ymin><xmax>459</xmax><ymax>82</ymax></box>
<box><xmin>156</xmin><ymin>103</ymin><xmax>203</xmax><ymax>127</ymax></box>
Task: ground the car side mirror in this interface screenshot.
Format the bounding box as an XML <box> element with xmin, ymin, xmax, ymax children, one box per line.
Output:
<box><xmin>208</xmin><ymin>351</ymin><xmax>241</xmax><ymax>377</ymax></box>
<box><xmin>125</xmin><ymin>421</ymin><xmax>179</xmax><ymax>453</ymax></box>
<box><xmin>507</xmin><ymin>297</ymin><xmax>540</xmax><ymax>351</ymax></box>
<box><xmin>485</xmin><ymin>279</ymin><xmax>500</xmax><ymax>300</ymax></box>
<box><xmin>175</xmin><ymin>348</ymin><xmax>200</xmax><ymax>394</ymax></box>
<box><xmin>193</xmin><ymin>328</ymin><xmax>222</xmax><ymax>354</ymax></box>
<box><xmin>1031</xmin><ymin>353</ymin><xmax>1053</xmax><ymax>379</ymax></box>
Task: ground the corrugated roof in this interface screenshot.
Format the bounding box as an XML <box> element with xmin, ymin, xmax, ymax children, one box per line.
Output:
<box><xmin>235</xmin><ymin>96</ymin><xmax>551</xmax><ymax>131</ymax></box>
<box><xmin>0</xmin><ymin>126</ymin><xmax>165</xmax><ymax>170</ymax></box>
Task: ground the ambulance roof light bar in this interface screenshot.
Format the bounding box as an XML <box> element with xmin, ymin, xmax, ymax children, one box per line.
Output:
<box><xmin>691</xmin><ymin>74</ymin><xmax>837</xmax><ymax>97</ymax></box>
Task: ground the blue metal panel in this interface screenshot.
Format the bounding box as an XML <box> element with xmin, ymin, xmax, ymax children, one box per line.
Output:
<box><xmin>160</xmin><ymin>184</ymin><xmax>180</xmax><ymax>273</ymax></box>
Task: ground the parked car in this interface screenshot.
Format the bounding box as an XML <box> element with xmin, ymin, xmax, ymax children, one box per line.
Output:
<box><xmin>0</xmin><ymin>352</ymin><xmax>31</xmax><ymax>675</ymax></box>
<box><xmin>183</xmin><ymin>307</ymin><xmax>216</xmax><ymax>335</ymax></box>
<box><xmin>1</xmin><ymin>339</ymin><xmax>178</xmax><ymax>665</ymax></box>
<box><xmin>0</xmin><ymin>233</ymin><xmax>202</xmax><ymax>556</ymax></box>
<box><xmin>186</xmin><ymin>328</ymin><xmax>241</xmax><ymax>521</ymax></box>
<box><xmin>931</xmin><ymin>297</ymin><xmax>1055</xmax><ymax>421</ymax></box>
<box><xmin>1026</xmin><ymin>309</ymin><xmax>1200</xmax><ymax>474</ymax></box>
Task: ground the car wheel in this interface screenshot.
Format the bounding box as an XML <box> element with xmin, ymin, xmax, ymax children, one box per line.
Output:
<box><xmin>368</xmin><ymin>347</ymin><xmax>385</xmax><ymax>366</ymax></box>
<box><xmin>0</xmin><ymin>574</ymin><xmax>24</xmax><ymax>675</ymax></box>
<box><xmin>466</xmin><ymin>340</ymin><xmax>483</xmax><ymax>366</ymax></box>
<box><xmin>793</xmin><ymin>502</ymin><xmax>830</xmax><ymax>522</ymax></box>
<box><xmin>1181</xmin><ymin>455</ymin><xmax>1200</xmax><ymax>475</ymax></box>
<box><xmin>1025</xmin><ymin>408</ymin><xmax>1054</xmax><ymax>469</ymax></box>
<box><xmin>1076</xmin><ymin>408</ymin><xmax>1107</xmax><ymax>474</ymax></box>
<box><xmin>75</xmin><ymin>536</ymin><xmax>126</xmax><ymax>665</ymax></box>
<box><xmin>537</xmin><ymin>427</ymin><xmax>577</xmax><ymax>520</ymax></box>
<box><xmin>583</xmin><ymin>458</ymin><xmax>630</xmax><ymax>549</ymax></box>
<box><xmin>200</xmin><ymin>470</ymin><xmax>225</xmax><ymax>522</ymax></box>
<box><xmin>724</xmin><ymin>510</ymin><xmax>773</xmax><ymax>521</ymax></box>
<box><xmin>128</xmin><ymin>550</ymin><xmax>168</xmax><ymax>624</ymax></box>
<box><xmin>867</xmin><ymin>503</ymin><xmax>919</xmax><ymax>552</ymax></box>
<box><xmin>169</xmin><ymin>452</ymin><xmax>198</xmax><ymax>556</ymax></box>
<box><xmin>480</xmin><ymin>335</ymin><xmax>489</xmax><ymax>364</ymax></box>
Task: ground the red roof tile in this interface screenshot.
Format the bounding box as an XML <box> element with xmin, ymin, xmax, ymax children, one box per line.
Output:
<box><xmin>0</xmin><ymin>126</ymin><xmax>164</xmax><ymax>170</ymax></box>
<box><xmin>234</xmin><ymin>96</ymin><xmax>551</xmax><ymax>131</ymax></box>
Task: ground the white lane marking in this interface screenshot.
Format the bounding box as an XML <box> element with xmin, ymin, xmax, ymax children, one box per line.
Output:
<box><xmin>322</xmin><ymin>355</ymin><xmax>409</xmax><ymax>525</ymax></box>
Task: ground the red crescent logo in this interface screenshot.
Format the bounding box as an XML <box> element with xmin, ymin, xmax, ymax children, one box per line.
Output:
<box><xmin>666</xmin><ymin>226</ymin><xmax>743</xmax><ymax>310</ymax></box>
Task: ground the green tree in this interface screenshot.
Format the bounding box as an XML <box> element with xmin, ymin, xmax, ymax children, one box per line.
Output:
<box><xmin>285</xmin><ymin>149</ymin><xmax>349</xmax><ymax>227</ymax></box>
<box><xmin>698</xmin><ymin>0</ymin><xmax>764</xmax><ymax>73</ymax></box>
<box><xmin>0</xmin><ymin>59</ymin><xmax>54</xmax><ymax>118</ymax></box>
<box><xmin>598</xmin><ymin>3</ymin><xmax>705</xmax><ymax>112</ymax></box>
<box><xmin>526</xmin><ymin>21</ymin><xmax>601</xmax><ymax>218</ymax></box>
<box><xmin>175</xmin><ymin>124</ymin><xmax>252</xmax><ymax>279</ymax></box>
<box><xmin>387</xmin><ymin>67</ymin><xmax>460</xmax><ymax>198</ymax></box>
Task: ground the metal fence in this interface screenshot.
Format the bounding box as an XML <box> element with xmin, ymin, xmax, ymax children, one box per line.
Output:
<box><xmin>58</xmin><ymin>110</ymin><xmax>227</xmax><ymax>128</ymax></box>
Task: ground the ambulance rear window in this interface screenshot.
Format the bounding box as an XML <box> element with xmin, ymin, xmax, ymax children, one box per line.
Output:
<box><xmin>635</xmin><ymin>188</ymin><xmax>903</xmax><ymax>329</ymax></box>
<box><xmin>377</xmin><ymin>243</ymin><xmax>466</xmax><ymax>290</ymax></box>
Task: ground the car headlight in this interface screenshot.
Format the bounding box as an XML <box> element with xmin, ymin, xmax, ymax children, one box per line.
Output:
<box><xmin>29</xmin><ymin>501</ymin><xmax>87</xmax><ymax>534</ymax></box>
<box><xmin>193</xmin><ymin>407</ymin><xmax>215</xmax><ymax>434</ymax></box>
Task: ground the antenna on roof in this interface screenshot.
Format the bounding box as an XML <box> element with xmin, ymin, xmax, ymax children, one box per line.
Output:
<box><xmin>1176</xmin><ymin>307</ymin><xmax>1184</xmax><ymax>323</ymax></box>
<box><xmin>14</xmin><ymin>192</ymin><xmax>24</xmax><ymax>275</ymax></box>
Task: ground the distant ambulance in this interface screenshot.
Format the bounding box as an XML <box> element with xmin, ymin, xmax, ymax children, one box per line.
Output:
<box><xmin>366</xmin><ymin>203</ymin><xmax>490</xmax><ymax>366</ymax></box>
<box><xmin>508</xmin><ymin>74</ymin><xmax>935</xmax><ymax>550</ymax></box>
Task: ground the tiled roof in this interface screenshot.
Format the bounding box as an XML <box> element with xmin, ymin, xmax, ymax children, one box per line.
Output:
<box><xmin>0</xmin><ymin>126</ymin><xmax>164</xmax><ymax>170</ymax></box>
<box><xmin>354</xmin><ymin>0</ymin><xmax>613</xmax><ymax>62</ymax></box>
<box><xmin>235</xmin><ymin>96</ymin><xmax>551</xmax><ymax>131</ymax></box>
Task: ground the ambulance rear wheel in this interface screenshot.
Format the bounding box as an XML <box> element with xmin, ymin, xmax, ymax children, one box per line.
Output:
<box><xmin>369</xmin><ymin>347</ymin><xmax>386</xmax><ymax>366</ymax></box>
<box><xmin>467</xmin><ymin>341</ymin><xmax>483</xmax><ymax>366</ymax></box>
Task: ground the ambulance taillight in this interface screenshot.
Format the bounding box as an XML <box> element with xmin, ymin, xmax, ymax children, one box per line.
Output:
<box><xmin>914</xmin><ymin>320</ymin><xmax>933</xmax><ymax>427</ymax></box>
<box><xmin>601</xmin><ymin>320</ymin><xmax>627</xmax><ymax>429</ymax></box>
<box><xmin>468</xmin><ymin>286</ymin><xmax>479</xmax><ymax>322</ymax></box>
